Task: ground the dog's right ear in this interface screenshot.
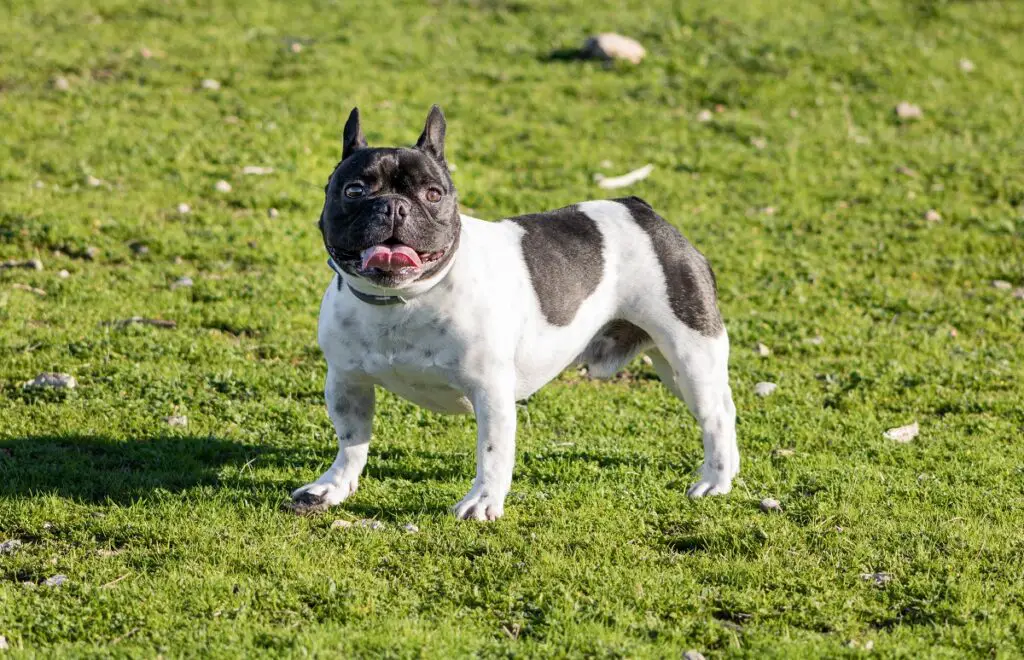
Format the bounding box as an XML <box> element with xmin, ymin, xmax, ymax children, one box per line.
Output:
<box><xmin>342</xmin><ymin>107</ymin><xmax>368</xmax><ymax>160</ymax></box>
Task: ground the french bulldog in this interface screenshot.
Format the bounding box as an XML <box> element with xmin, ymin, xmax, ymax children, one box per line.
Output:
<box><xmin>289</xmin><ymin>106</ymin><xmax>739</xmax><ymax>520</ymax></box>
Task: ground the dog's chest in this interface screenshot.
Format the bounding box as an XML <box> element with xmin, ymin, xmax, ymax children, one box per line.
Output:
<box><xmin>322</xmin><ymin>298</ymin><xmax>482</xmax><ymax>413</ymax></box>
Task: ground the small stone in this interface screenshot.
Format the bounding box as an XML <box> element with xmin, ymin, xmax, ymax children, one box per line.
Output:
<box><xmin>750</xmin><ymin>136</ymin><xmax>768</xmax><ymax>150</ymax></box>
<box><xmin>170</xmin><ymin>276</ymin><xmax>193</xmax><ymax>290</ymax></box>
<box><xmin>53</xmin><ymin>76</ymin><xmax>70</xmax><ymax>91</ymax></box>
<box><xmin>402</xmin><ymin>523</ymin><xmax>419</xmax><ymax>533</ymax></box>
<box><xmin>447</xmin><ymin>162</ymin><xmax>457</xmax><ymax>172</ymax></box>
<box><xmin>129</xmin><ymin>242</ymin><xmax>149</xmax><ymax>256</ymax></box>
<box><xmin>214</xmin><ymin>180</ymin><xmax>232</xmax><ymax>193</ymax></box>
<box><xmin>772</xmin><ymin>448</ymin><xmax>796</xmax><ymax>458</ymax></box>
<box><xmin>0</xmin><ymin>258</ymin><xmax>43</xmax><ymax>271</ymax></box>
<box><xmin>884</xmin><ymin>422</ymin><xmax>919</xmax><ymax>443</ymax></box>
<box><xmin>177</xmin><ymin>202</ymin><xmax>192</xmax><ymax>214</ymax></box>
<box><xmin>860</xmin><ymin>572</ymin><xmax>892</xmax><ymax>586</ymax></box>
<box><xmin>641</xmin><ymin>354</ymin><xmax>654</xmax><ymax>367</ymax></box>
<box><xmin>84</xmin><ymin>246</ymin><xmax>100</xmax><ymax>260</ymax></box>
<box><xmin>56</xmin><ymin>269</ymin><xmax>70</xmax><ymax>279</ymax></box>
<box><xmin>0</xmin><ymin>634</ymin><xmax>8</xmax><ymax>650</ymax></box>
<box><xmin>34</xmin><ymin>180</ymin><xmax>45</xmax><ymax>188</ymax></box>
<box><xmin>86</xmin><ymin>175</ymin><xmax>102</xmax><ymax>187</ymax></box>
<box><xmin>290</xmin><ymin>42</ymin><xmax>303</xmax><ymax>53</ymax></box>
<box><xmin>754</xmin><ymin>382</ymin><xmax>777</xmax><ymax>397</ymax></box>
<box><xmin>267</xmin><ymin>207</ymin><xmax>280</xmax><ymax>219</ymax></box>
<box><xmin>164</xmin><ymin>415</ymin><xmax>188</xmax><ymax>427</ymax></box>
<box><xmin>0</xmin><ymin>539</ymin><xmax>23</xmax><ymax>555</ymax></box>
<box><xmin>806</xmin><ymin>335</ymin><xmax>824</xmax><ymax>345</ymax></box>
<box><xmin>755</xmin><ymin>342</ymin><xmax>771</xmax><ymax>357</ymax></box>
<box><xmin>992</xmin><ymin>279</ymin><xmax>1012</xmax><ymax>290</ymax></box>
<box><xmin>924</xmin><ymin>209</ymin><xmax>942</xmax><ymax>223</ymax></box>
<box><xmin>683</xmin><ymin>652</ymin><xmax>705</xmax><ymax>660</ymax></box>
<box><xmin>582</xmin><ymin>33</ymin><xmax>646</xmax><ymax>64</ymax></box>
<box><xmin>959</xmin><ymin>58</ymin><xmax>975</xmax><ymax>73</ymax></box>
<box><xmin>24</xmin><ymin>373</ymin><xmax>77</xmax><ymax>390</ymax></box>
<box><xmin>1013</xmin><ymin>288</ymin><xmax>1024</xmax><ymax>300</ymax></box>
<box><xmin>355</xmin><ymin>519</ymin><xmax>385</xmax><ymax>530</ymax></box>
<box><xmin>696</xmin><ymin>109</ymin><xmax>713</xmax><ymax>123</ymax></box>
<box><xmin>759</xmin><ymin>498</ymin><xmax>782</xmax><ymax>513</ymax></box>
<box><xmin>330</xmin><ymin>519</ymin><xmax>352</xmax><ymax>529</ymax></box>
<box><xmin>895</xmin><ymin>102</ymin><xmax>923</xmax><ymax>120</ymax></box>
<box><xmin>864</xmin><ymin>640</ymin><xmax>874</xmax><ymax>651</ymax></box>
<box><xmin>44</xmin><ymin>574</ymin><xmax>68</xmax><ymax>588</ymax></box>
<box><xmin>242</xmin><ymin>166</ymin><xmax>274</xmax><ymax>175</ymax></box>
<box><xmin>140</xmin><ymin>47</ymin><xmax>153</xmax><ymax>59</ymax></box>
<box><xmin>201</xmin><ymin>78</ymin><xmax>221</xmax><ymax>90</ymax></box>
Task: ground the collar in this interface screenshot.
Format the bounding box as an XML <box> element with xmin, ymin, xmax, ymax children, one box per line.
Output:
<box><xmin>327</xmin><ymin>258</ymin><xmax>408</xmax><ymax>306</ymax></box>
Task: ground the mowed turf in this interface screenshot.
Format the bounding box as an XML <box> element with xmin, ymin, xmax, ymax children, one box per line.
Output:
<box><xmin>1</xmin><ymin>0</ymin><xmax>1023</xmax><ymax>656</ymax></box>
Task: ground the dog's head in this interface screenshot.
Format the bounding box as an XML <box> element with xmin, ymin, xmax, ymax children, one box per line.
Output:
<box><xmin>319</xmin><ymin>105</ymin><xmax>460</xmax><ymax>290</ymax></box>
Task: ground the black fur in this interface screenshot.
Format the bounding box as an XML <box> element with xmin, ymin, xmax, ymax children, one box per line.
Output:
<box><xmin>616</xmin><ymin>196</ymin><xmax>723</xmax><ymax>336</ymax></box>
<box><xmin>321</xmin><ymin>107</ymin><xmax>461</xmax><ymax>288</ymax></box>
<box><xmin>508</xmin><ymin>206</ymin><xmax>605</xmax><ymax>326</ymax></box>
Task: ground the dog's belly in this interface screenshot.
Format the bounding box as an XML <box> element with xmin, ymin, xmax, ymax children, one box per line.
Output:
<box><xmin>375</xmin><ymin>372</ymin><xmax>474</xmax><ymax>415</ymax></box>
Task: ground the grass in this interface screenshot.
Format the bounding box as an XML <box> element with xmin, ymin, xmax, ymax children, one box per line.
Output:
<box><xmin>1</xmin><ymin>0</ymin><xmax>1023</xmax><ymax>656</ymax></box>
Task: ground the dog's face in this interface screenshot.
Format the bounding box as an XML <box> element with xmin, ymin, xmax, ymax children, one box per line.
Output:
<box><xmin>319</xmin><ymin>106</ymin><xmax>460</xmax><ymax>289</ymax></box>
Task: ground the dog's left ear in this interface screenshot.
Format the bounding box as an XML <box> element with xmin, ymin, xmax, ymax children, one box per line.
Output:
<box><xmin>415</xmin><ymin>105</ymin><xmax>446</xmax><ymax>164</ymax></box>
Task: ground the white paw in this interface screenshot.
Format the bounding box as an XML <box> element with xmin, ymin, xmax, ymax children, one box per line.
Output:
<box><xmin>287</xmin><ymin>477</ymin><xmax>357</xmax><ymax>515</ymax></box>
<box><xmin>453</xmin><ymin>486</ymin><xmax>506</xmax><ymax>521</ymax></box>
<box><xmin>686</xmin><ymin>464</ymin><xmax>736</xmax><ymax>498</ymax></box>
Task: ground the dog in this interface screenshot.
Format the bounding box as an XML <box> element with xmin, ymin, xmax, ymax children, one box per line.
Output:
<box><xmin>288</xmin><ymin>106</ymin><xmax>739</xmax><ymax>520</ymax></box>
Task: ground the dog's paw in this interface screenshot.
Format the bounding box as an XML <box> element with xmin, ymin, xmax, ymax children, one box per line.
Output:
<box><xmin>686</xmin><ymin>477</ymin><xmax>733</xmax><ymax>498</ymax></box>
<box><xmin>285</xmin><ymin>479</ymin><xmax>357</xmax><ymax>516</ymax></box>
<box><xmin>453</xmin><ymin>487</ymin><xmax>505</xmax><ymax>521</ymax></box>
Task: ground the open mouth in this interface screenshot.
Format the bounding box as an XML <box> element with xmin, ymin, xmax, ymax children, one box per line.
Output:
<box><xmin>327</xmin><ymin>243</ymin><xmax>446</xmax><ymax>275</ymax></box>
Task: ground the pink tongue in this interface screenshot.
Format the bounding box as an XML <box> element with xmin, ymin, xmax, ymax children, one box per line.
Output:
<box><xmin>360</xmin><ymin>244</ymin><xmax>423</xmax><ymax>272</ymax></box>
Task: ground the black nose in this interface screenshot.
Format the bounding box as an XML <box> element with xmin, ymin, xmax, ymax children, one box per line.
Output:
<box><xmin>379</xmin><ymin>197</ymin><xmax>410</xmax><ymax>223</ymax></box>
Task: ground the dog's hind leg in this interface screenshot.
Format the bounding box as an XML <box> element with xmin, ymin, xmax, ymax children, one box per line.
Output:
<box><xmin>647</xmin><ymin>328</ymin><xmax>738</xmax><ymax>497</ymax></box>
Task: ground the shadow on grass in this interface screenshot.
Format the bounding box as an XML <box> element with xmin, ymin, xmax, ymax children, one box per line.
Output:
<box><xmin>0</xmin><ymin>433</ymin><xmax>291</xmax><ymax>504</ymax></box>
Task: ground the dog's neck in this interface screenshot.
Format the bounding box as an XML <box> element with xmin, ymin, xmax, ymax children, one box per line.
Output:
<box><xmin>328</xmin><ymin>251</ymin><xmax>458</xmax><ymax>306</ymax></box>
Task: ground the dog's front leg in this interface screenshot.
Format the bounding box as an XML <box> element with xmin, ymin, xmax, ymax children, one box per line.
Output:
<box><xmin>454</xmin><ymin>380</ymin><xmax>517</xmax><ymax>521</ymax></box>
<box><xmin>290</xmin><ymin>369</ymin><xmax>374</xmax><ymax>514</ymax></box>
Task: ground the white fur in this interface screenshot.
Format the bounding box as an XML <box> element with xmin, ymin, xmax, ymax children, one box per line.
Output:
<box><xmin>292</xmin><ymin>200</ymin><xmax>739</xmax><ymax>519</ymax></box>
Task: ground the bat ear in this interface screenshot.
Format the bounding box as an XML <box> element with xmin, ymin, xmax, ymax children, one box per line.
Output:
<box><xmin>415</xmin><ymin>105</ymin><xmax>446</xmax><ymax>163</ymax></box>
<box><xmin>342</xmin><ymin>107</ymin><xmax>368</xmax><ymax>160</ymax></box>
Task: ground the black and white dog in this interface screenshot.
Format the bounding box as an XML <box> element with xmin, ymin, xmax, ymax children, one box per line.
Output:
<box><xmin>289</xmin><ymin>106</ymin><xmax>739</xmax><ymax>520</ymax></box>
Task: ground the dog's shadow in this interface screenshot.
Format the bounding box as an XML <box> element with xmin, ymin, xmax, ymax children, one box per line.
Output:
<box><xmin>0</xmin><ymin>433</ymin><xmax>289</xmax><ymax>504</ymax></box>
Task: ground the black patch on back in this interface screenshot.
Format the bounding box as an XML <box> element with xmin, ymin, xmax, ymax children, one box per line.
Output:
<box><xmin>616</xmin><ymin>197</ymin><xmax>723</xmax><ymax>336</ymax></box>
<box><xmin>507</xmin><ymin>206</ymin><xmax>604</xmax><ymax>326</ymax></box>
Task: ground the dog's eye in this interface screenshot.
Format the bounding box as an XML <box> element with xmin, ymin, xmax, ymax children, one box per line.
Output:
<box><xmin>425</xmin><ymin>188</ymin><xmax>443</xmax><ymax>203</ymax></box>
<box><xmin>344</xmin><ymin>184</ymin><xmax>365</xmax><ymax>199</ymax></box>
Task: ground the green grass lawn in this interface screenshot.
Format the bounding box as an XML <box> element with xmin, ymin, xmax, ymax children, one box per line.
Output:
<box><xmin>2</xmin><ymin>0</ymin><xmax>1023</xmax><ymax>656</ymax></box>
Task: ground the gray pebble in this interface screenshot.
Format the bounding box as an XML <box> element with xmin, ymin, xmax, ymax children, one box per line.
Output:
<box><xmin>754</xmin><ymin>381</ymin><xmax>777</xmax><ymax>397</ymax></box>
<box><xmin>759</xmin><ymin>498</ymin><xmax>782</xmax><ymax>513</ymax></box>
<box><xmin>44</xmin><ymin>574</ymin><xmax>68</xmax><ymax>588</ymax></box>
<box><xmin>177</xmin><ymin>203</ymin><xmax>192</xmax><ymax>214</ymax></box>
<box><xmin>164</xmin><ymin>415</ymin><xmax>188</xmax><ymax>427</ymax></box>
<box><xmin>171</xmin><ymin>276</ymin><xmax>194</xmax><ymax>290</ymax></box>
<box><xmin>268</xmin><ymin>207</ymin><xmax>280</xmax><ymax>219</ymax></box>
<box><xmin>992</xmin><ymin>279</ymin><xmax>1012</xmax><ymax>290</ymax></box>
<box><xmin>860</xmin><ymin>572</ymin><xmax>892</xmax><ymax>586</ymax></box>
<box><xmin>0</xmin><ymin>634</ymin><xmax>8</xmax><ymax>650</ymax></box>
<box><xmin>683</xmin><ymin>652</ymin><xmax>705</xmax><ymax>660</ymax></box>
<box><xmin>402</xmin><ymin>523</ymin><xmax>419</xmax><ymax>533</ymax></box>
<box><xmin>355</xmin><ymin>519</ymin><xmax>385</xmax><ymax>530</ymax></box>
<box><xmin>330</xmin><ymin>519</ymin><xmax>352</xmax><ymax>529</ymax></box>
<box><xmin>84</xmin><ymin>246</ymin><xmax>100</xmax><ymax>260</ymax></box>
<box><xmin>0</xmin><ymin>539</ymin><xmax>23</xmax><ymax>555</ymax></box>
<box><xmin>755</xmin><ymin>342</ymin><xmax>771</xmax><ymax>356</ymax></box>
<box><xmin>24</xmin><ymin>373</ymin><xmax>77</xmax><ymax>390</ymax></box>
